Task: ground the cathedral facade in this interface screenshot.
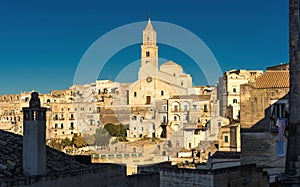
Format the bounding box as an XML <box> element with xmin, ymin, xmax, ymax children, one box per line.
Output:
<box><xmin>129</xmin><ymin>18</ymin><xmax>192</xmax><ymax>106</ymax></box>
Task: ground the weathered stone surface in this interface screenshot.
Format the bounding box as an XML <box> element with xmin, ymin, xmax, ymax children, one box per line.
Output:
<box><xmin>241</xmin><ymin>132</ymin><xmax>286</xmax><ymax>176</ymax></box>
<box><xmin>0</xmin><ymin>130</ymin><xmax>127</xmax><ymax>187</ymax></box>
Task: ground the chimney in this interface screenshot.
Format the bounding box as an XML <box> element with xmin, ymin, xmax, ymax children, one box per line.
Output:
<box><xmin>23</xmin><ymin>92</ymin><xmax>47</xmax><ymax>175</ymax></box>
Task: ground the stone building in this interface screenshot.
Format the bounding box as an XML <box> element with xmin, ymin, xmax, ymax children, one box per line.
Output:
<box><xmin>239</xmin><ymin>64</ymin><xmax>289</xmax><ymax>179</ymax></box>
<box><xmin>218</xmin><ymin>122</ymin><xmax>240</xmax><ymax>152</ymax></box>
<box><xmin>138</xmin><ymin>162</ymin><xmax>269</xmax><ymax>187</ymax></box>
<box><xmin>129</xmin><ymin>18</ymin><xmax>192</xmax><ymax>106</ymax></box>
<box><xmin>0</xmin><ymin>19</ymin><xmax>224</xmax><ymax>161</ymax></box>
<box><xmin>218</xmin><ymin>69</ymin><xmax>263</xmax><ymax>120</ymax></box>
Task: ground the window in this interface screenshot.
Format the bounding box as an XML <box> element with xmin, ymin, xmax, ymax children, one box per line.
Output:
<box><xmin>218</xmin><ymin>121</ymin><xmax>222</xmax><ymax>127</ymax></box>
<box><xmin>55</xmin><ymin>124</ymin><xmax>58</xmax><ymax>128</ymax></box>
<box><xmin>181</xmin><ymin>81</ymin><xmax>183</xmax><ymax>86</ymax></box>
<box><xmin>224</xmin><ymin>135</ymin><xmax>229</xmax><ymax>143</ymax></box>
<box><xmin>163</xmin><ymin>116</ymin><xmax>167</xmax><ymax>123</ymax></box>
<box><xmin>134</xmin><ymin>92</ymin><xmax>137</xmax><ymax>97</ymax></box>
<box><xmin>176</xmin><ymin>141</ymin><xmax>179</xmax><ymax>147</ymax></box>
<box><xmin>174</xmin><ymin>105</ymin><xmax>179</xmax><ymax>112</ymax></box>
<box><xmin>70</xmin><ymin>122</ymin><xmax>74</xmax><ymax>129</ymax></box>
<box><xmin>233</xmin><ymin>99</ymin><xmax>238</xmax><ymax>104</ymax></box>
<box><xmin>141</xmin><ymin>127</ymin><xmax>144</xmax><ymax>131</ymax></box>
<box><xmin>146</xmin><ymin>51</ymin><xmax>150</xmax><ymax>57</ymax></box>
<box><xmin>204</xmin><ymin>104</ymin><xmax>208</xmax><ymax>112</ymax></box>
<box><xmin>97</xmin><ymin>107</ymin><xmax>101</xmax><ymax>113</ymax></box>
<box><xmin>163</xmin><ymin>105</ymin><xmax>167</xmax><ymax>111</ymax></box>
<box><xmin>174</xmin><ymin>116</ymin><xmax>178</xmax><ymax>121</ymax></box>
<box><xmin>61</xmin><ymin>123</ymin><xmax>64</xmax><ymax>129</ymax></box>
<box><xmin>161</xmin><ymin>91</ymin><xmax>164</xmax><ymax>96</ymax></box>
<box><xmin>47</xmin><ymin>99</ymin><xmax>50</xmax><ymax>103</ymax></box>
<box><xmin>184</xmin><ymin>105</ymin><xmax>188</xmax><ymax>111</ymax></box>
<box><xmin>233</xmin><ymin>88</ymin><xmax>237</xmax><ymax>92</ymax></box>
<box><xmin>193</xmin><ymin>104</ymin><xmax>197</xmax><ymax>110</ymax></box>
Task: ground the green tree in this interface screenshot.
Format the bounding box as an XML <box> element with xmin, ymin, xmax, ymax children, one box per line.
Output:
<box><xmin>104</xmin><ymin>123</ymin><xmax>117</xmax><ymax>136</ymax></box>
<box><xmin>103</xmin><ymin>123</ymin><xmax>127</xmax><ymax>142</ymax></box>
<box><xmin>61</xmin><ymin>137</ymin><xmax>72</xmax><ymax>148</ymax></box>
<box><xmin>48</xmin><ymin>138</ymin><xmax>62</xmax><ymax>150</ymax></box>
<box><xmin>72</xmin><ymin>133</ymin><xmax>88</xmax><ymax>148</ymax></box>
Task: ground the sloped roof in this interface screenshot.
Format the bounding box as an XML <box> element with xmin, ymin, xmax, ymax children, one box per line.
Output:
<box><xmin>144</xmin><ymin>18</ymin><xmax>155</xmax><ymax>31</ymax></box>
<box><xmin>0</xmin><ymin>130</ymin><xmax>101</xmax><ymax>181</ymax></box>
<box><xmin>254</xmin><ymin>70</ymin><xmax>289</xmax><ymax>89</ymax></box>
<box><xmin>210</xmin><ymin>151</ymin><xmax>241</xmax><ymax>159</ymax></box>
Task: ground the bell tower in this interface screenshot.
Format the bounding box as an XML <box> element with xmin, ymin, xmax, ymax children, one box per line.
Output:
<box><xmin>141</xmin><ymin>18</ymin><xmax>158</xmax><ymax>69</ymax></box>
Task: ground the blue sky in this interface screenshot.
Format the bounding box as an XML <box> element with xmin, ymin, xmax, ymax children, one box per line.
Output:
<box><xmin>0</xmin><ymin>0</ymin><xmax>288</xmax><ymax>94</ymax></box>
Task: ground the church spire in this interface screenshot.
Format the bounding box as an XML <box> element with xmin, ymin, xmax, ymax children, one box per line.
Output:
<box><xmin>139</xmin><ymin>18</ymin><xmax>158</xmax><ymax>76</ymax></box>
<box><xmin>145</xmin><ymin>17</ymin><xmax>154</xmax><ymax>31</ymax></box>
<box><xmin>143</xmin><ymin>17</ymin><xmax>156</xmax><ymax>45</ymax></box>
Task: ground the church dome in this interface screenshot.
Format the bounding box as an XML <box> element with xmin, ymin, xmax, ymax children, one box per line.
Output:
<box><xmin>160</xmin><ymin>61</ymin><xmax>182</xmax><ymax>67</ymax></box>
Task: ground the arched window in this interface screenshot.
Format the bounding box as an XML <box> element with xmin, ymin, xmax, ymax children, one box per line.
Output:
<box><xmin>173</xmin><ymin>115</ymin><xmax>180</xmax><ymax>121</ymax></box>
<box><xmin>233</xmin><ymin>88</ymin><xmax>236</xmax><ymax>93</ymax></box>
<box><xmin>146</xmin><ymin>51</ymin><xmax>150</xmax><ymax>57</ymax></box>
<box><xmin>172</xmin><ymin>102</ymin><xmax>180</xmax><ymax>112</ymax></box>
<box><xmin>183</xmin><ymin>101</ymin><xmax>190</xmax><ymax>111</ymax></box>
<box><xmin>233</xmin><ymin>99</ymin><xmax>238</xmax><ymax>104</ymax></box>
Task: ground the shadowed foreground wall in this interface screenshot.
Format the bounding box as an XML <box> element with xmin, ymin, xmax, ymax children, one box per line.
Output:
<box><xmin>138</xmin><ymin>163</ymin><xmax>268</xmax><ymax>187</ymax></box>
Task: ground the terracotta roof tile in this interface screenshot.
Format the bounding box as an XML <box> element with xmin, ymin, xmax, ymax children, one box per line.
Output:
<box><xmin>254</xmin><ymin>70</ymin><xmax>289</xmax><ymax>89</ymax></box>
